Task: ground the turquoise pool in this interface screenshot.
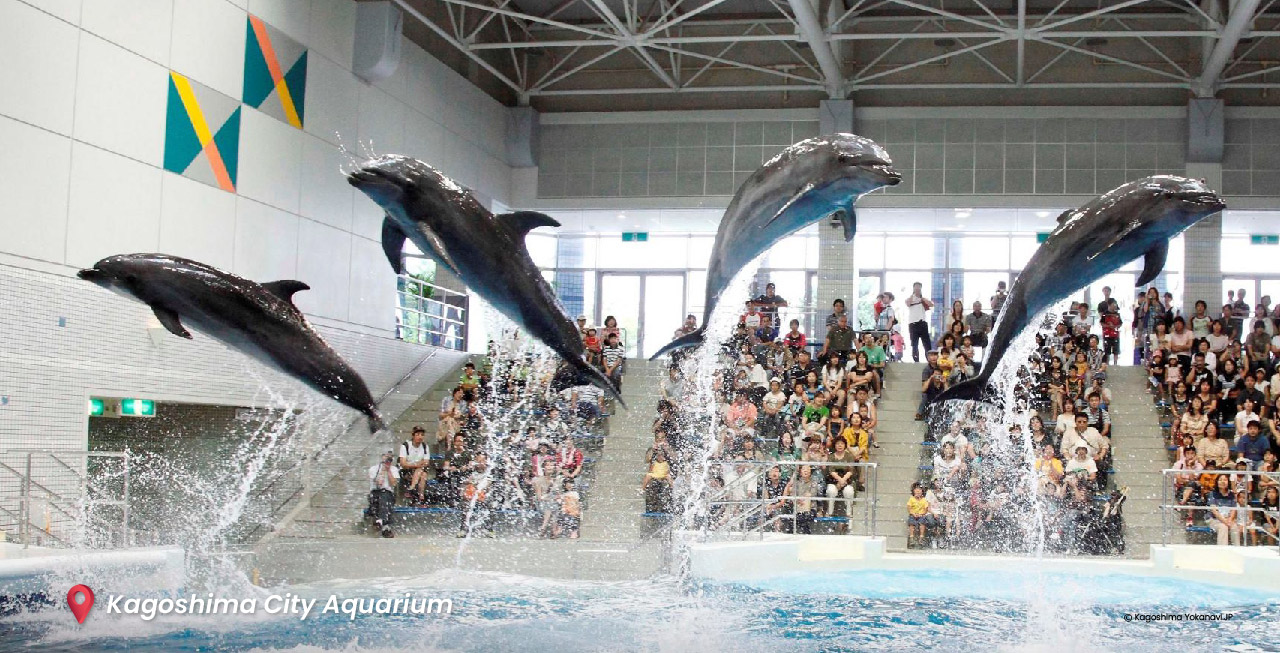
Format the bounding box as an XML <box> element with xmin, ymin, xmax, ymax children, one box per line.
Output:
<box><xmin>2</xmin><ymin>569</ymin><xmax>1274</xmax><ymax>651</ymax></box>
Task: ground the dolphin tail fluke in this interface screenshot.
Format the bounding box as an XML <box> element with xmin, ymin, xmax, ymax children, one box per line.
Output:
<box><xmin>570</xmin><ymin>355</ymin><xmax>627</xmax><ymax>409</ymax></box>
<box><xmin>366</xmin><ymin>410</ymin><xmax>388</xmax><ymax>434</ymax></box>
<box><xmin>648</xmin><ymin>328</ymin><xmax>706</xmax><ymax>361</ymax></box>
<box><xmin>931</xmin><ymin>378</ymin><xmax>988</xmax><ymax>405</ymax></box>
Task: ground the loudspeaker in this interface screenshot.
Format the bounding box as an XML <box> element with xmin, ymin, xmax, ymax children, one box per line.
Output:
<box><xmin>354</xmin><ymin>1</ymin><xmax>402</xmax><ymax>83</ymax></box>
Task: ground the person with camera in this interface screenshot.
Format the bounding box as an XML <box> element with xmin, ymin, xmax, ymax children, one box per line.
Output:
<box><xmin>916</xmin><ymin>350</ymin><xmax>946</xmax><ymax>422</ymax></box>
<box><xmin>905</xmin><ymin>282</ymin><xmax>934</xmax><ymax>363</ymax></box>
<box><xmin>368</xmin><ymin>451</ymin><xmax>399</xmax><ymax>538</ymax></box>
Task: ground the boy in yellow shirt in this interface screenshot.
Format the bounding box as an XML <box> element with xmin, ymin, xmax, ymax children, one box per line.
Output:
<box><xmin>907</xmin><ymin>484</ymin><xmax>933</xmax><ymax>548</ymax></box>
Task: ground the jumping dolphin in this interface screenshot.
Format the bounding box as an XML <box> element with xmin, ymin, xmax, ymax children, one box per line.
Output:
<box><xmin>649</xmin><ymin>134</ymin><xmax>901</xmax><ymax>360</ymax></box>
<box><xmin>346</xmin><ymin>156</ymin><xmax>624</xmax><ymax>405</ymax></box>
<box><xmin>933</xmin><ymin>175</ymin><xmax>1225</xmax><ymax>404</ymax></box>
<box><xmin>78</xmin><ymin>254</ymin><xmax>386</xmax><ymax>432</ymax></box>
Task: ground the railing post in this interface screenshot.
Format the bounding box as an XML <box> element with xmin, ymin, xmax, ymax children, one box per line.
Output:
<box><xmin>121</xmin><ymin>454</ymin><xmax>130</xmax><ymax>548</ymax></box>
<box><xmin>871</xmin><ymin>462</ymin><xmax>878</xmax><ymax>538</ymax></box>
<box><xmin>22</xmin><ymin>453</ymin><xmax>32</xmax><ymax>549</ymax></box>
<box><xmin>1160</xmin><ymin>470</ymin><xmax>1168</xmax><ymax>547</ymax></box>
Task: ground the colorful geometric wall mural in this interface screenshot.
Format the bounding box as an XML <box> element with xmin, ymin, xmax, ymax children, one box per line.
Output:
<box><xmin>243</xmin><ymin>14</ymin><xmax>307</xmax><ymax>129</ymax></box>
<box><xmin>163</xmin><ymin>71</ymin><xmax>241</xmax><ymax>193</ymax></box>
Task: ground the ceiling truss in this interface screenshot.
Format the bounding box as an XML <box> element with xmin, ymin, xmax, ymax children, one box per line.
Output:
<box><xmin>397</xmin><ymin>0</ymin><xmax>1280</xmax><ymax>102</ymax></box>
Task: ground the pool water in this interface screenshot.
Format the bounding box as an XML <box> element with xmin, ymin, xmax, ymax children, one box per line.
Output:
<box><xmin>1</xmin><ymin>569</ymin><xmax>1275</xmax><ymax>651</ymax></box>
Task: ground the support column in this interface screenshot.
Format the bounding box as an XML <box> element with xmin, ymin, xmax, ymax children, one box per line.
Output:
<box><xmin>819</xmin><ymin>99</ymin><xmax>855</xmax><ymax>135</ymax></box>
<box><xmin>815</xmin><ymin>99</ymin><xmax>858</xmax><ymax>341</ymax></box>
<box><xmin>1183</xmin><ymin>97</ymin><xmax>1225</xmax><ymax>315</ymax></box>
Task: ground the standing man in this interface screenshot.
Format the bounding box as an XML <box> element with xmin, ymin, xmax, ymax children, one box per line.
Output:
<box><xmin>963</xmin><ymin>301</ymin><xmax>993</xmax><ymax>361</ymax></box>
<box><xmin>1095</xmin><ymin>286</ymin><xmax>1113</xmax><ymax>317</ymax></box>
<box><xmin>751</xmin><ymin>282</ymin><xmax>789</xmax><ymax>334</ymax></box>
<box><xmin>990</xmin><ymin>281</ymin><xmax>1008</xmax><ymax>318</ymax></box>
<box><xmin>1232</xmin><ymin>288</ymin><xmax>1250</xmax><ymax>342</ymax></box>
<box><xmin>906</xmin><ymin>282</ymin><xmax>934</xmax><ymax>363</ymax></box>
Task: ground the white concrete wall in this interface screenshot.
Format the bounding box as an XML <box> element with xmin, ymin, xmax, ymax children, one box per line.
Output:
<box><xmin>0</xmin><ymin>0</ymin><xmax>500</xmax><ymax>452</ymax></box>
<box><xmin>0</xmin><ymin>0</ymin><xmax>511</xmax><ymax>332</ymax></box>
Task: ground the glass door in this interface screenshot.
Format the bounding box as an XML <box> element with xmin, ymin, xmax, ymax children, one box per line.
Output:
<box><xmin>856</xmin><ymin>273</ymin><xmax>883</xmax><ymax>331</ymax></box>
<box><xmin>598</xmin><ymin>272</ymin><xmax>687</xmax><ymax>359</ymax></box>
<box><xmin>642</xmin><ymin>275</ymin><xmax>686</xmax><ymax>359</ymax></box>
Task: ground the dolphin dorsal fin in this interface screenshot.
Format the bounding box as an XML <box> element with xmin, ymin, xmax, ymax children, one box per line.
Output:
<box><xmin>497</xmin><ymin>211</ymin><xmax>560</xmax><ymax>238</ymax></box>
<box><xmin>1055</xmin><ymin>209</ymin><xmax>1074</xmax><ymax>225</ymax></box>
<box><xmin>262</xmin><ymin>280</ymin><xmax>310</xmax><ymax>303</ymax></box>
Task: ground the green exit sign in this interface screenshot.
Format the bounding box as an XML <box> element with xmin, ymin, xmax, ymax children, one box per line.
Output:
<box><xmin>88</xmin><ymin>398</ymin><xmax>105</xmax><ymax>416</ymax></box>
<box><xmin>621</xmin><ymin>232</ymin><xmax>649</xmax><ymax>242</ymax></box>
<box><xmin>1250</xmin><ymin>234</ymin><xmax>1279</xmax><ymax>245</ymax></box>
<box><xmin>120</xmin><ymin>398</ymin><xmax>155</xmax><ymax>417</ymax></box>
<box><xmin>1036</xmin><ymin>232</ymin><xmax>1050</xmax><ymax>243</ymax></box>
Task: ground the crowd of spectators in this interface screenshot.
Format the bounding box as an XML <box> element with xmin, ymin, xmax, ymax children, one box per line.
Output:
<box><xmin>642</xmin><ymin>284</ymin><xmax>892</xmax><ymax>534</ymax></box>
<box><xmin>1150</xmin><ymin>288</ymin><xmax>1280</xmax><ymax>547</ymax></box>
<box><xmin>366</xmin><ymin>324</ymin><xmax>624</xmax><ymax>539</ymax></box>
<box><xmin>908</xmin><ymin>284</ymin><xmax>1128</xmax><ymax>552</ymax></box>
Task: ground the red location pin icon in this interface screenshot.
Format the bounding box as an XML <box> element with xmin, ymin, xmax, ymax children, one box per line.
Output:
<box><xmin>67</xmin><ymin>585</ymin><xmax>94</xmax><ymax>624</ymax></box>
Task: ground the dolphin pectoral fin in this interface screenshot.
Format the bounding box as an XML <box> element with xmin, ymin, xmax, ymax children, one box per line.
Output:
<box><xmin>412</xmin><ymin>222</ymin><xmax>462</xmax><ymax>276</ymax></box>
<box><xmin>380</xmin><ymin>217</ymin><xmax>407</xmax><ymax>274</ymax></box>
<box><xmin>763</xmin><ymin>183</ymin><xmax>815</xmax><ymax>228</ymax></box>
<box><xmin>838</xmin><ymin>205</ymin><xmax>858</xmax><ymax>242</ymax></box>
<box><xmin>497</xmin><ymin>211</ymin><xmax>561</xmax><ymax>238</ymax></box>
<box><xmin>262</xmin><ymin>280</ymin><xmax>310</xmax><ymax>304</ymax></box>
<box><xmin>1136</xmin><ymin>240</ymin><xmax>1169</xmax><ymax>286</ymax></box>
<box><xmin>152</xmin><ymin>306</ymin><xmax>192</xmax><ymax>339</ymax></box>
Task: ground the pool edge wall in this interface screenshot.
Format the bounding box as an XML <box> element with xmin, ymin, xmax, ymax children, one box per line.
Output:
<box><xmin>684</xmin><ymin>535</ymin><xmax>1280</xmax><ymax>593</ymax></box>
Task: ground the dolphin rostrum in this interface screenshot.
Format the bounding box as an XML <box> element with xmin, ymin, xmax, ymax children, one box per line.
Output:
<box><xmin>649</xmin><ymin>134</ymin><xmax>901</xmax><ymax>360</ymax></box>
<box><xmin>934</xmin><ymin>175</ymin><xmax>1225</xmax><ymax>405</ymax></box>
<box><xmin>346</xmin><ymin>155</ymin><xmax>624</xmax><ymax>405</ymax></box>
<box><xmin>78</xmin><ymin>254</ymin><xmax>386</xmax><ymax>432</ymax></box>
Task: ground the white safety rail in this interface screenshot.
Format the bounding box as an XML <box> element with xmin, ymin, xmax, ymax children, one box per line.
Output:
<box><xmin>0</xmin><ymin>450</ymin><xmax>129</xmax><ymax>549</ymax></box>
<box><xmin>704</xmin><ymin>459</ymin><xmax>878</xmax><ymax>539</ymax></box>
<box><xmin>396</xmin><ymin>274</ymin><xmax>468</xmax><ymax>351</ymax></box>
<box><xmin>1159</xmin><ymin>468</ymin><xmax>1279</xmax><ymax>554</ymax></box>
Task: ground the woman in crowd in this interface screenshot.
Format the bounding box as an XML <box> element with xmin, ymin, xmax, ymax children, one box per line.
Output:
<box><xmin>1208</xmin><ymin>474</ymin><xmax>1240</xmax><ymax>545</ymax></box>
<box><xmin>1258</xmin><ymin>486</ymin><xmax>1279</xmax><ymax>545</ymax></box>
<box><xmin>601</xmin><ymin>315</ymin><xmax>620</xmax><ymax>342</ymax></box>
<box><xmin>1197</xmin><ymin>422</ymin><xmax>1232</xmax><ymax>468</ymax></box>
<box><xmin>1219</xmin><ymin>358</ymin><xmax>1243</xmax><ymax>403</ymax></box>
<box><xmin>846</xmin><ymin>351</ymin><xmax>879</xmax><ymax>396</ymax></box>
<box><xmin>822</xmin><ymin>355</ymin><xmax>846</xmax><ymax>405</ymax></box>
<box><xmin>762</xmin><ymin>466</ymin><xmax>791</xmax><ymax>532</ymax></box>
<box><xmin>1179</xmin><ymin>397</ymin><xmax>1209</xmax><ymax>443</ymax></box>
<box><xmin>1207</xmin><ymin>319</ymin><xmax>1231</xmax><ymax>357</ymax></box>
<box><xmin>946</xmin><ymin>299</ymin><xmax>966</xmax><ymax>336</ymax></box>
<box><xmin>1195</xmin><ymin>379</ymin><xmax>1220</xmax><ymax>425</ymax></box>
<box><xmin>1235</xmin><ymin>398</ymin><xmax>1261</xmax><ymax>444</ymax></box>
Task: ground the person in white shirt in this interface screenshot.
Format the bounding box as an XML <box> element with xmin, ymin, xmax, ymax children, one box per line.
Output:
<box><xmin>368</xmin><ymin>452</ymin><xmax>399</xmax><ymax>538</ymax></box>
<box><xmin>1055</xmin><ymin>401</ymin><xmax>1078</xmax><ymax>435</ymax></box>
<box><xmin>905</xmin><ymin>281</ymin><xmax>934</xmax><ymax>362</ymax></box>
<box><xmin>1063</xmin><ymin>444</ymin><xmax>1098</xmax><ymax>487</ymax></box>
<box><xmin>398</xmin><ymin>427</ymin><xmax>432</xmax><ymax>504</ymax></box>
<box><xmin>1060</xmin><ymin>413</ymin><xmax>1109</xmax><ymax>470</ymax></box>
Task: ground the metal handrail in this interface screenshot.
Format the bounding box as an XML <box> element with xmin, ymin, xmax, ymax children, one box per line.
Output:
<box><xmin>396</xmin><ymin>274</ymin><xmax>467</xmax><ymax>351</ymax></box>
<box><xmin>0</xmin><ymin>450</ymin><xmax>129</xmax><ymax>549</ymax></box>
<box><xmin>1159</xmin><ymin>468</ymin><xmax>1279</xmax><ymax>554</ymax></box>
<box><xmin>704</xmin><ymin>459</ymin><xmax>879</xmax><ymax>538</ymax></box>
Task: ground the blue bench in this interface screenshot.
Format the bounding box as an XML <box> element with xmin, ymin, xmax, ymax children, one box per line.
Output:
<box><xmin>918</xmin><ymin>465</ymin><xmax>934</xmax><ymax>472</ymax></box>
<box><xmin>392</xmin><ymin>506</ymin><xmax>538</xmax><ymax>517</ymax></box>
<box><xmin>1186</xmin><ymin>525</ymin><xmax>1215</xmax><ymax>534</ymax></box>
<box><xmin>816</xmin><ymin>516</ymin><xmax>849</xmax><ymax>523</ymax></box>
<box><xmin>642</xmin><ymin>511</ymin><xmax>672</xmax><ymax>518</ymax></box>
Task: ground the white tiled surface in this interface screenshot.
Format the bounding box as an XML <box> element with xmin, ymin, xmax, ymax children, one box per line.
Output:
<box><xmin>234</xmin><ymin>196</ymin><xmax>299</xmax><ymax>282</ymax></box>
<box><xmin>0</xmin><ymin>0</ymin><xmax>80</xmax><ymax>135</ymax></box>
<box><xmin>307</xmin><ymin>0</ymin><xmax>354</xmax><ymax>67</ymax></box>
<box><xmin>169</xmin><ymin>0</ymin><xmax>245</xmax><ymax>100</ymax></box>
<box><xmin>73</xmin><ymin>33</ymin><xmax>168</xmax><ymax>167</ymax></box>
<box><xmin>0</xmin><ymin>115</ymin><xmax>72</xmax><ymax>263</ymax></box>
<box><xmin>348</xmin><ymin>236</ymin><xmax>395</xmax><ymax>330</ymax></box>
<box><xmin>248</xmin><ymin>0</ymin><xmax>309</xmax><ymax>44</ymax></box>
<box><xmin>356</xmin><ymin>84</ymin><xmax>406</xmax><ymax>157</ymax></box>
<box><xmin>64</xmin><ymin>143</ymin><xmax>163</xmax><ymax>268</ymax></box>
<box><xmin>294</xmin><ymin>218</ymin><xmax>352</xmax><ymax>320</ymax></box>
<box><xmin>299</xmin><ymin>133</ymin><xmax>354</xmax><ymax>231</ymax></box>
<box><xmin>158</xmin><ymin>173</ymin><xmax>237</xmax><ymax>271</ymax></box>
<box><xmin>80</xmin><ymin>0</ymin><xmax>174</xmax><ymax>65</ymax></box>
<box><xmin>304</xmin><ymin>52</ymin><xmax>360</xmax><ymax>147</ymax></box>
<box><xmin>237</xmin><ymin>107</ymin><xmax>304</xmax><ymax>213</ymax></box>
<box><xmin>19</xmin><ymin>0</ymin><xmax>81</xmax><ymax>24</ymax></box>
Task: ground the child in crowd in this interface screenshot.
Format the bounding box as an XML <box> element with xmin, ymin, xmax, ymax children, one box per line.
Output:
<box><xmin>555</xmin><ymin>478</ymin><xmax>581</xmax><ymax>539</ymax></box>
<box><xmin>907</xmin><ymin>484</ymin><xmax>931</xmax><ymax>548</ymax></box>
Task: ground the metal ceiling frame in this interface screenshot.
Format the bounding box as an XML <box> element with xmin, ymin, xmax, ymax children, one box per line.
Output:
<box><xmin>400</xmin><ymin>0</ymin><xmax>1280</xmax><ymax>99</ymax></box>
